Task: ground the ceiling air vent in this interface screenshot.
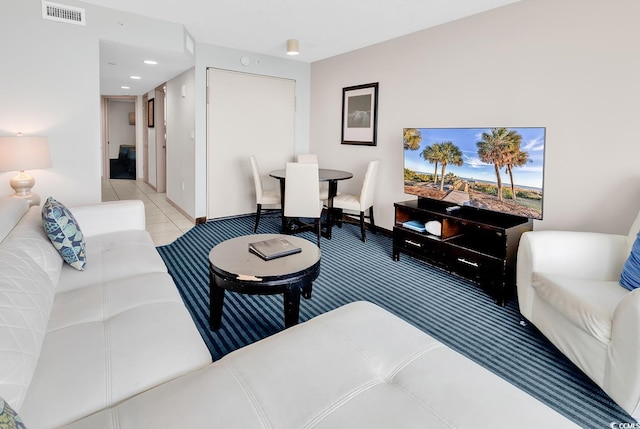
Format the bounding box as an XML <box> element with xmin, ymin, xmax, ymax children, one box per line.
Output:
<box><xmin>42</xmin><ymin>1</ymin><xmax>86</xmax><ymax>26</ymax></box>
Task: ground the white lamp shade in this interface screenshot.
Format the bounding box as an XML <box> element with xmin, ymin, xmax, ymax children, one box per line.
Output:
<box><xmin>0</xmin><ymin>136</ymin><xmax>51</xmax><ymax>172</ymax></box>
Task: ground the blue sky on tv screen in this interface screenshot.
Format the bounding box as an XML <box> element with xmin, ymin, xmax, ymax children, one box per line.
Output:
<box><xmin>404</xmin><ymin>127</ymin><xmax>545</xmax><ymax>189</ymax></box>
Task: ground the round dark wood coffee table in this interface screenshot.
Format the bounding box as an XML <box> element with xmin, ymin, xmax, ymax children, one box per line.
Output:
<box><xmin>208</xmin><ymin>234</ymin><xmax>321</xmax><ymax>330</ymax></box>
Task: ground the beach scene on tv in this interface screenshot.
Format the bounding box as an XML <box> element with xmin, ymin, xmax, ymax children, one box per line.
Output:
<box><xmin>403</xmin><ymin>127</ymin><xmax>545</xmax><ymax>220</ymax></box>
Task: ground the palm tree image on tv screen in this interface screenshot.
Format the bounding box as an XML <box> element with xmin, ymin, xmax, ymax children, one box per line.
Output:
<box><xmin>403</xmin><ymin>127</ymin><xmax>545</xmax><ymax>220</ymax></box>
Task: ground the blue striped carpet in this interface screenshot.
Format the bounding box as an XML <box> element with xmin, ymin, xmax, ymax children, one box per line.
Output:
<box><xmin>157</xmin><ymin>214</ymin><xmax>631</xmax><ymax>428</ymax></box>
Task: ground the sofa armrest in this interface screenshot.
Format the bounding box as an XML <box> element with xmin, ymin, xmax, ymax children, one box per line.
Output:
<box><xmin>69</xmin><ymin>200</ymin><xmax>145</xmax><ymax>237</ymax></box>
<box><xmin>516</xmin><ymin>230</ymin><xmax>628</xmax><ymax>318</ymax></box>
<box><xmin>606</xmin><ymin>288</ymin><xmax>640</xmax><ymax>417</ymax></box>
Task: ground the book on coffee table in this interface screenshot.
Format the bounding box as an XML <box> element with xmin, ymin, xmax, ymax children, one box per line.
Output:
<box><xmin>248</xmin><ymin>237</ymin><xmax>302</xmax><ymax>261</ymax></box>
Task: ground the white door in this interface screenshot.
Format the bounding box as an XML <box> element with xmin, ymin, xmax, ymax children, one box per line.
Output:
<box><xmin>207</xmin><ymin>69</ymin><xmax>296</xmax><ymax>219</ymax></box>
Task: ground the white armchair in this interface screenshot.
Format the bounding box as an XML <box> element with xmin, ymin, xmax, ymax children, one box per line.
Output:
<box><xmin>516</xmin><ymin>209</ymin><xmax>640</xmax><ymax>418</ymax></box>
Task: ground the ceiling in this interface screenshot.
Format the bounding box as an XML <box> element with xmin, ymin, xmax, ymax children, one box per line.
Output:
<box><xmin>87</xmin><ymin>0</ymin><xmax>521</xmax><ymax>96</ymax></box>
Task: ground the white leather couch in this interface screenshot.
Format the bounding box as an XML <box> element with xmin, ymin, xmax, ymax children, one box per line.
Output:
<box><xmin>63</xmin><ymin>301</ymin><xmax>577</xmax><ymax>429</ymax></box>
<box><xmin>0</xmin><ymin>197</ymin><xmax>212</xmax><ymax>428</ymax></box>
<box><xmin>517</xmin><ymin>210</ymin><xmax>640</xmax><ymax>418</ymax></box>
<box><xmin>0</xmin><ymin>196</ymin><xmax>577</xmax><ymax>428</ymax></box>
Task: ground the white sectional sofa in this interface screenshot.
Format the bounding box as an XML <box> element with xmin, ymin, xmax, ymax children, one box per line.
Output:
<box><xmin>0</xmin><ymin>196</ymin><xmax>578</xmax><ymax>428</ymax></box>
<box><xmin>64</xmin><ymin>301</ymin><xmax>577</xmax><ymax>429</ymax></box>
<box><xmin>0</xmin><ymin>197</ymin><xmax>212</xmax><ymax>428</ymax></box>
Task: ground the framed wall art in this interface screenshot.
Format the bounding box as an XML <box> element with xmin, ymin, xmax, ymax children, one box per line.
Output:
<box><xmin>147</xmin><ymin>98</ymin><xmax>154</xmax><ymax>128</ymax></box>
<box><xmin>341</xmin><ymin>82</ymin><xmax>378</xmax><ymax>146</ymax></box>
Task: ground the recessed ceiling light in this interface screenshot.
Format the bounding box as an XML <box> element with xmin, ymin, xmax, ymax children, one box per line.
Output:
<box><xmin>130</xmin><ymin>76</ymin><xmax>141</xmax><ymax>80</ymax></box>
<box><xmin>121</xmin><ymin>86</ymin><xmax>130</xmax><ymax>89</ymax></box>
<box><xmin>144</xmin><ymin>60</ymin><xmax>158</xmax><ymax>65</ymax></box>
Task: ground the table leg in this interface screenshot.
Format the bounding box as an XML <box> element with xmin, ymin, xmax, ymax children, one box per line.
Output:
<box><xmin>283</xmin><ymin>284</ymin><xmax>302</xmax><ymax>328</ymax></box>
<box><xmin>278</xmin><ymin>178</ymin><xmax>287</xmax><ymax>232</ymax></box>
<box><xmin>302</xmin><ymin>281</ymin><xmax>313</xmax><ymax>299</ymax></box>
<box><xmin>209</xmin><ymin>272</ymin><xmax>226</xmax><ymax>330</ymax></box>
<box><xmin>324</xmin><ymin>180</ymin><xmax>338</xmax><ymax>240</ymax></box>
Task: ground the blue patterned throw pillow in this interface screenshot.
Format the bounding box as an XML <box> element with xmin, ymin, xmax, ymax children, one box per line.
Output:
<box><xmin>42</xmin><ymin>197</ymin><xmax>86</xmax><ymax>271</ymax></box>
<box><xmin>620</xmin><ymin>231</ymin><xmax>640</xmax><ymax>291</ymax></box>
<box><xmin>0</xmin><ymin>397</ymin><xmax>27</xmax><ymax>428</ymax></box>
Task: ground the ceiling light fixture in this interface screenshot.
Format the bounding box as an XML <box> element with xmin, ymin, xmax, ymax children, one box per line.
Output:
<box><xmin>143</xmin><ymin>60</ymin><xmax>158</xmax><ymax>65</ymax></box>
<box><xmin>130</xmin><ymin>76</ymin><xmax>141</xmax><ymax>80</ymax></box>
<box><xmin>286</xmin><ymin>39</ymin><xmax>299</xmax><ymax>56</ymax></box>
<box><xmin>121</xmin><ymin>86</ymin><xmax>130</xmax><ymax>89</ymax></box>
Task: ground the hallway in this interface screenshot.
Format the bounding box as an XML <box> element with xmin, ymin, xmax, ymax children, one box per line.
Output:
<box><xmin>102</xmin><ymin>178</ymin><xmax>193</xmax><ymax>246</ymax></box>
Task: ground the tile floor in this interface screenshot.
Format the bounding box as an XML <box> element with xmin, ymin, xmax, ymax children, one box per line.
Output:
<box><xmin>102</xmin><ymin>178</ymin><xmax>194</xmax><ymax>246</ymax></box>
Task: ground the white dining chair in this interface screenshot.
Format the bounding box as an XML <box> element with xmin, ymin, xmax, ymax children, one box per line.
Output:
<box><xmin>296</xmin><ymin>153</ymin><xmax>318</xmax><ymax>164</ymax></box>
<box><xmin>284</xmin><ymin>162</ymin><xmax>323</xmax><ymax>247</ymax></box>
<box><xmin>332</xmin><ymin>159</ymin><xmax>379</xmax><ymax>242</ymax></box>
<box><xmin>296</xmin><ymin>153</ymin><xmax>329</xmax><ymax>200</ymax></box>
<box><xmin>250</xmin><ymin>155</ymin><xmax>281</xmax><ymax>233</ymax></box>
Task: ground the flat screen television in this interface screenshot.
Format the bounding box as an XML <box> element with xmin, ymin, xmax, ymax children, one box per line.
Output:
<box><xmin>403</xmin><ymin>127</ymin><xmax>545</xmax><ymax>220</ymax></box>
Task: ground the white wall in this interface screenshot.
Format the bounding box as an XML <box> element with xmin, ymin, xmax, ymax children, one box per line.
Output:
<box><xmin>0</xmin><ymin>0</ymin><xmax>310</xmax><ymax>216</ymax></box>
<box><xmin>107</xmin><ymin>100</ymin><xmax>135</xmax><ymax>159</ymax></box>
<box><xmin>166</xmin><ymin>69</ymin><xmax>196</xmax><ymax>213</ymax></box>
<box><xmin>0</xmin><ymin>0</ymin><xmax>188</xmax><ymax>206</ymax></box>
<box><xmin>0</xmin><ymin>1</ymin><xmax>100</xmax><ymax>205</ymax></box>
<box><xmin>310</xmin><ymin>0</ymin><xmax>640</xmax><ymax>234</ymax></box>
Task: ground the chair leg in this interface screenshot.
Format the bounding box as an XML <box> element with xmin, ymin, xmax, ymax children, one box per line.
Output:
<box><xmin>360</xmin><ymin>211</ymin><xmax>366</xmax><ymax>242</ymax></box>
<box><xmin>369</xmin><ymin>206</ymin><xmax>377</xmax><ymax>234</ymax></box>
<box><xmin>315</xmin><ymin>218</ymin><xmax>321</xmax><ymax>248</ymax></box>
<box><xmin>335</xmin><ymin>208</ymin><xmax>343</xmax><ymax>227</ymax></box>
<box><xmin>254</xmin><ymin>204</ymin><xmax>262</xmax><ymax>233</ymax></box>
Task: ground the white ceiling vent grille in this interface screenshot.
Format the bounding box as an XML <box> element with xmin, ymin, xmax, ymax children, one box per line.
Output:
<box><xmin>42</xmin><ymin>1</ymin><xmax>85</xmax><ymax>26</ymax></box>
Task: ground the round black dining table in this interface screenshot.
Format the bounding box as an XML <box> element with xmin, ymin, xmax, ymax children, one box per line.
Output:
<box><xmin>269</xmin><ymin>168</ymin><xmax>353</xmax><ymax>239</ymax></box>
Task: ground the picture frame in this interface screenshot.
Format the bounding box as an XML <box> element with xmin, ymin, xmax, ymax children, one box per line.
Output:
<box><xmin>147</xmin><ymin>98</ymin><xmax>154</xmax><ymax>128</ymax></box>
<box><xmin>341</xmin><ymin>82</ymin><xmax>378</xmax><ymax>146</ymax></box>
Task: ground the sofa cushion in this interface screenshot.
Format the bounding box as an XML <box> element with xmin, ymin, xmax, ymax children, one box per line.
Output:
<box><xmin>620</xmin><ymin>232</ymin><xmax>640</xmax><ymax>291</ymax></box>
<box><xmin>19</xmin><ymin>272</ymin><xmax>212</xmax><ymax>428</ymax></box>
<box><xmin>61</xmin><ymin>302</ymin><xmax>578</xmax><ymax>429</ymax></box>
<box><xmin>533</xmin><ymin>272</ymin><xmax>628</xmax><ymax>344</ymax></box>
<box><xmin>0</xmin><ymin>247</ymin><xmax>55</xmax><ymax>411</ymax></box>
<box><xmin>0</xmin><ymin>397</ymin><xmax>27</xmax><ymax>429</ymax></box>
<box><xmin>0</xmin><ymin>197</ymin><xmax>29</xmax><ymax>243</ymax></box>
<box><xmin>57</xmin><ymin>230</ymin><xmax>167</xmax><ymax>292</ymax></box>
<box><xmin>41</xmin><ymin>197</ymin><xmax>86</xmax><ymax>271</ymax></box>
<box><xmin>3</xmin><ymin>207</ymin><xmax>63</xmax><ymax>286</ymax></box>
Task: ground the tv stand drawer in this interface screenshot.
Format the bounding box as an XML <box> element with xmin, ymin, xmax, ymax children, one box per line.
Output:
<box><xmin>446</xmin><ymin>246</ymin><xmax>503</xmax><ymax>284</ymax></box>
<box><xmin>393</xmin><ymin>228</ymin><xmax>445</xmax><ymax>259</ymax></box>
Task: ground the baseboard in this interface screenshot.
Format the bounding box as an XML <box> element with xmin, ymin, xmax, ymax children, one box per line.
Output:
<box><xmin>336</xmin><ymin>214</ymin><xmax>391</xmax><ymax>237</ymax></box>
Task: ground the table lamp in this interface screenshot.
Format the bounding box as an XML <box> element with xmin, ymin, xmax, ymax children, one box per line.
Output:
<box><xmin>0</xmin><ymin>134</ymin><xmax>51</xmax><ymax>206</ymax></box>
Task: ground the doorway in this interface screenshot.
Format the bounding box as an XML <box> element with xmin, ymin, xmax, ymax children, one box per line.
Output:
<box><xmin>101</xmin><ymin>96</ymin><xmax>137</xmax><ymax>180</ymax></box>
<box><xmin>146</xmin><ymin>85</ymin><xmax>167</xmax><ymax>192</ymax></box>
<box><xmin>154</xmin><ymin>85</ymin><xmax>167</xmax><ymax>193</ymax></box>
<box><xmin>142</xmin><ymin>93</ymin><xmax>149</xmax><ymax>183</ymax></box>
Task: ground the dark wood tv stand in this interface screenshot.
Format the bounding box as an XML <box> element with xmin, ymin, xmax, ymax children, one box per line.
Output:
<box><xmin>392</xmin><ymin>199</ymin><xmax>533</xmax><ymax>305</ymax></box>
